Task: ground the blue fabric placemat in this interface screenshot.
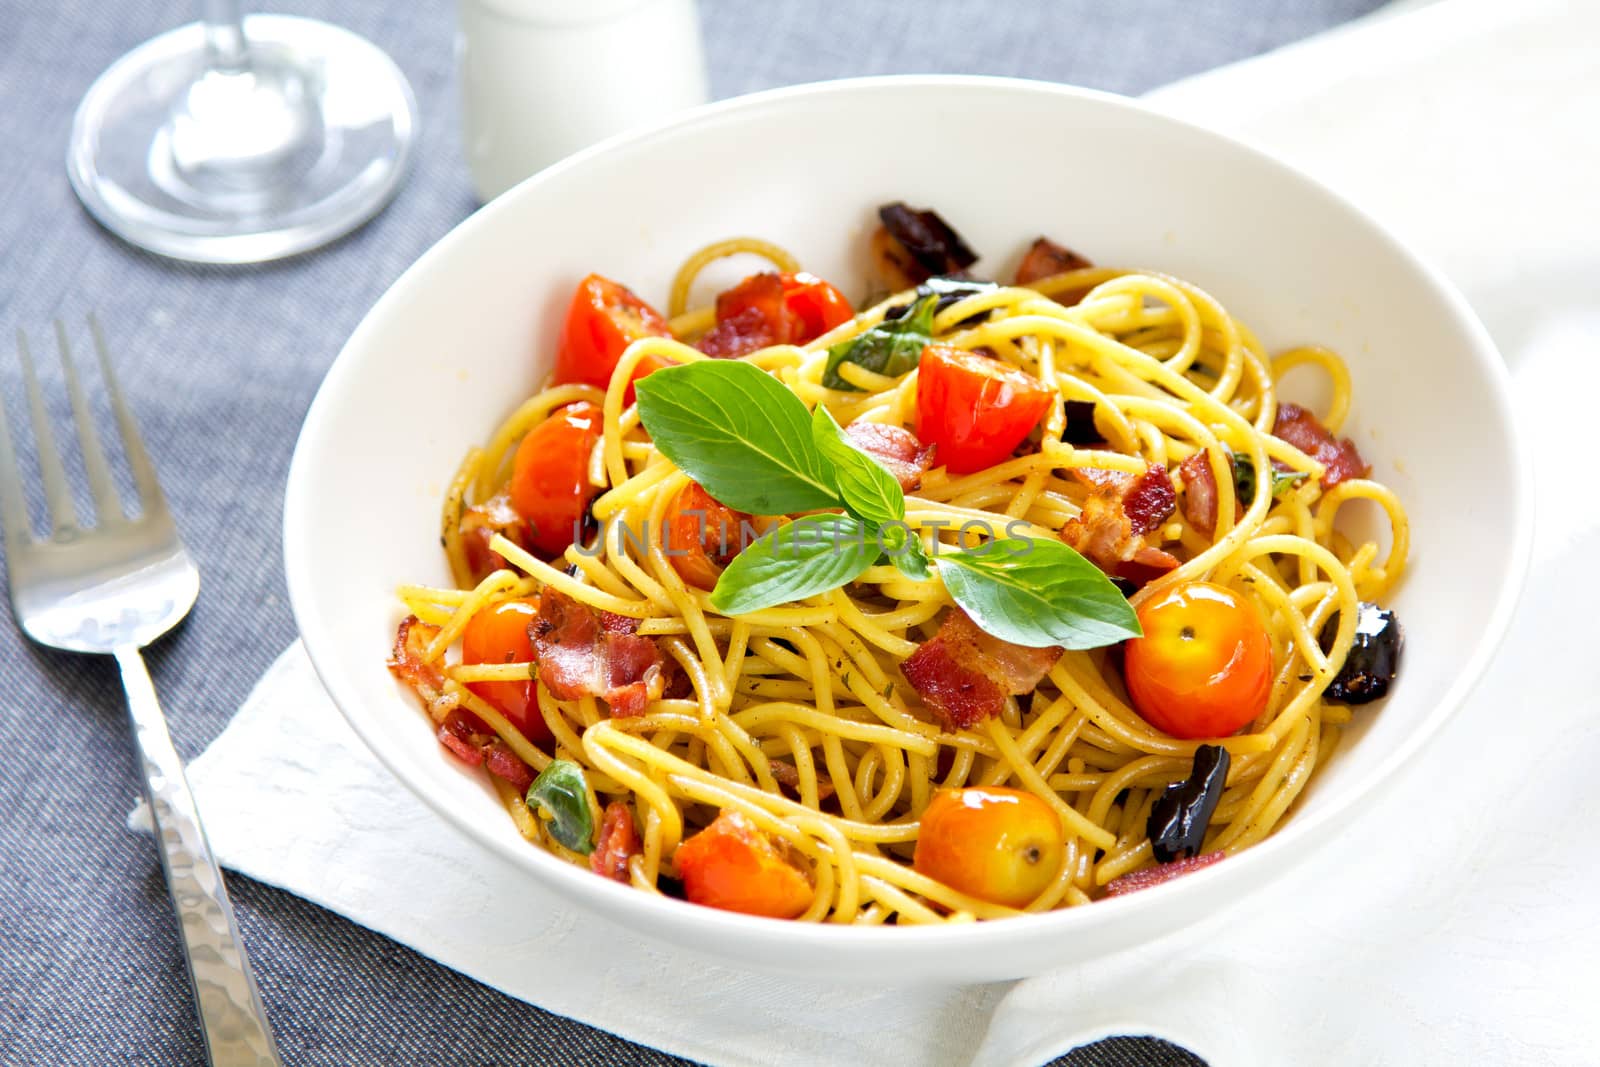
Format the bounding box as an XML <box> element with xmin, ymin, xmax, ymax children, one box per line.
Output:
<box><xmin>0</xmin><ymin>2</ymin><xmax>1386</xmax><ymax>1063</ymax></box>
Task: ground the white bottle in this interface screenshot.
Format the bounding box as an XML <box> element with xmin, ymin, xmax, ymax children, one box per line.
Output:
<box><xmin>457</xmin><ymin>0</ymin><xmax>710</xmax><ymax>202</ymax></box>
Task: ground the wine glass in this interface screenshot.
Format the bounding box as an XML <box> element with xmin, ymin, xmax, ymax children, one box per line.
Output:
<box><xmin>67</xmin><ymin>2</ymin><xmax>417</xmax><ymax>264</ymax></box>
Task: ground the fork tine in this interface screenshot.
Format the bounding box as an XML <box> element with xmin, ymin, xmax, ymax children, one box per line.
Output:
<box><xmin>16</xmin><ymin>329</ymin><xmax>79</xmax><ymax>534</ymax></box>
<box><xmin>88</xmin><ymin>315</ymin><xmax>166</xmax><ymax>514</ymax></box>
<box><xmin>0</xmin><ymin>369</ymin><xmax>35</xmax><ymax>554</ymax></box>
<box><xmin>55</xmin><ymin>320</ymin><xmax>124</xmax><ymax>525</ymax></box>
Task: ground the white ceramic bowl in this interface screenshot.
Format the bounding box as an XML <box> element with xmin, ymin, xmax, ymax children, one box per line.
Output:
<box><xmin>284</xmin><ymin>76</ymin><xmax>1531</xmax><ymax>984</ymax></box>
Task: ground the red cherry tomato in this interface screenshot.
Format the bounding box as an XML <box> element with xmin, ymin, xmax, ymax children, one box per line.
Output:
<box><xmin>460</xmin><ymin>598</ymin><xmax>551</xmax><ymax>745</ymax></box>
<box><xmin>697</xmin><ymin>272</ymin><xmax>855</xmax><ymax>358</ymax></box>
<box><xmin>674</xmin><ymin>810</ymin><xmax>814</xmax><ymax>918</ymax></box>
<box><xmin>915</xmin><ymin>344</ymin><xmax>1053</xmax><ymax>474</ymax></box>
<box><xmin>662</xmin><ymin>482</ymin><xmax>750</xmax><ymax>590</ymax></box>
<box><xmin>1123</xmin><ymin>581</ymin><xmax>1273</xmax><ymax>739</ymax></box>
<box><xmin>509</xmin><ymin>401</ymin><xmax>603</xmax><ymax>559</ymax></box>
<box><xmin>913</xmin><ymin>787</ymin><xmax>1064</xmax><ymax>908</ymax></box>
<box><xmin>554</xmin><ymin>274</ymin><xmax>672</xmax><ymax>389</ymax></box>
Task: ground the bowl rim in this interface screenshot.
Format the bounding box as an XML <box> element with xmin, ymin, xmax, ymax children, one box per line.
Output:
<box><xmin>284</xmin><ymin>73</ymin><xmax>1534</xmax><ymax>948</ymax></box>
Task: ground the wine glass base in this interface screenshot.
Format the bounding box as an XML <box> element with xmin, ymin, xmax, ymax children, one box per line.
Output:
<box><xmin>68</xmin><ymin>15</ymin><xmax>417</xmax><ymax>264</ymax></box>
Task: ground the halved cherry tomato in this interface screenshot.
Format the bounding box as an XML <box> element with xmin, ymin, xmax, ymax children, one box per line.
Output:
<box><xmin>662</xmin><ymin>481</ymin><xmax>750</xmax><ymax>590</ymax></box>
<box><xmin>461</xmin><ymin>597</ymin><xmax>550</xmax><ymax>745</ymax></box>
<box><xmin>697</xmin><ymin>272</ymin><xmax>854</xmax><ymax>358</ymax></box>
<box><xmin>914</xmin><ymin>786</ymin><xmax>1064</xmax><ymax>908</ymax></box>
<box><xmin>674</xmin><ymin>809</ymin><xmax>814</xmax><ymax>918</ymax></box>
<box><xmin>915</xmin><ymin>344</ymin><xmax>1053</xmax><ymax>474</ymax></box>
<box><xmin>1123</xmin><ymin>581</ymin><xmax>1273</xmax><ymax>739</ymax></box>
<box><xmin>554</xmin><ymin>274</ymin><xmax>672</xmax><ymax>389</ymax></box>
<box><xmin>509</xmin><ymin>401</ymin><xmax>603</xmax><ymax>558</ymax></box>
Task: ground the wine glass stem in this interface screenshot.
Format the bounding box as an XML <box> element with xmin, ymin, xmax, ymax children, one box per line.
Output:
<box><xmin>202</xmin><ymin>0</ymin><xmax>250</xmax><ymax>72</ymax></box>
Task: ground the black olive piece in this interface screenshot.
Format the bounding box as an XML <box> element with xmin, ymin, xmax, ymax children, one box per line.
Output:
<box><xmin>1319</xmin><ymin>602</ymin><xmax>1403</xmax><ymax>705</ymax></box>
<box><xmin>878</xmin><ymin>202</ymin><xmax>980</xmax><ymax>276</ymax></box>
<box><xmin>1147</xmin><ymin>744</ymin><xmax>1230</xmax><ymax>864</ymax></box>
<box><xmin>883</xmin><ymin>275</ymin><xmax>999</xmax><ymax>326</ymax></box>
<box><xmin>1060</xmin><ymin>400</ymin><xmax>1103</xmax><ymax>445</ymax></box>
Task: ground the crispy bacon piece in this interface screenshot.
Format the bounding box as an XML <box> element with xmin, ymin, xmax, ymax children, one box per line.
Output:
<box><xmin>1102</xmin><ymin>850</ymin><xmax>1225</xmax><ymax>898</ymax></box>
<box><xmin>532</xmin><ymin>589</ymin><xmax>664</xmax><ymax>717</ymax></box>
<box><xmin>768</xmin><ymin>759</ymin><xmax>837</xmax><ymax>803</ymax></box>
<box><xmin>843</xmin><ymin>422</ymin><xmax>936</xmax><ymax>491</ymax></box>
<box><xmin>1177</xmin><ymin>451</ymin><xmax>1225</xmax><ymax>536</ymax></box>
<box><xmin>388</xmin><ymin>615</ymin><xmax>453</xmax><ymax>714</ymax></box>
<box><xmin>590</xmin><ymin>801</ymin><xmax>641</xmax><ymax>883</ymax></box>
<box><xmin>900</xmin><ymin>609</ymin><xmax>1063</xmax><ymax>730</ymax></box>
<box><xmin>696</xmin><ymin>304</ymin><xmax>778</xmax><ymax>359</ymax></box>
<box><xmin>459</xmin><ymin>493</ymin><xmax>529</xmax><ymax>585</ymax></box>
<box><xmin>1272</xmin><ymin>403</ymin><xmax>1370</xmax><ymax>489</ymax></box>
<box><xmin>436</xmin><ymin>708</ymin><xmax>491</xmax><ymax>767</ymax></box>
<box><xmin>1061</xmin><ymin>465</ymin><xmax>1180</xmax><ymax>583</ymax></box>
<box><xmin>1015</xmin><ymin>237</ymin><xmax>1092</xmax><ymax>283</ymax></box>
<box><xmin>483</xmin><ymin>738</ymin><xmax>534</xmax><ymax>792</ymax></box>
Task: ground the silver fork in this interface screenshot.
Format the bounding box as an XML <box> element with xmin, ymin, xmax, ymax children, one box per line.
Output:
<box><xmin>0</xmin><ymin>318</ymin><xmax>280</xmax><ymax>1067</ymax></box>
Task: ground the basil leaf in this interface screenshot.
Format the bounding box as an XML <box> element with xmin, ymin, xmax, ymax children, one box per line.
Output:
<box><xmin>636</xmin><ymin>361</ymin><xmax>841</xmax><ymax>514</ymax></box>
<box><xmin>527</xmin><ymin>759</ymin><xmax>595</xmax><ymax>854</ymax></box>
<box><xmin>811</xmin><ymin>407</ymin><xmax>905</xmax><ymax>528</ymax></box>
<box><xmin>890</xmin><ymin>534</ymin><xmax>931</xmax><ymax>581</ymax></box>
<box><xmin>710</xmin><ymin>514</ymin><xmax>876</xmax><ymax>614</ymax></box>
<box><xmin>1229</xmin><ymin>448</ymin><xmax>1310</xmax><ymax>503</ymax></box>
<box><xmin>821</xmin><ymin>294</ymin><xmax>936</xmax><ymax>391</ymax></box>
<box><xmin>937</xmin><ymin>537</ymin><xmax>1141</xmax><ymax>649</ymax></box>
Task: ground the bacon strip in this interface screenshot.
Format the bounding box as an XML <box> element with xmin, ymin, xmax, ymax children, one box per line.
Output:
<box><xmin>900</xmin><ymin>609</ymin><xmax>1063</xmax><ymax>730</ymax></box>
<box><xmin>843</xmin><ymin>422</ymin><xmax>936</xmax><ymax>491</ymax></box>
<box><xmin>1061</xmin><ymin>465</ymin><xmax>1180</xmax><ymax>583</ymax></box>
<box><xmin>459</xmin><ymin>493</ymin><xmax>528</xmax><ymax>585</ymax></box>
<box><xmin>1015</xmin><ymin>237</ymin><xmax>1092</xmax><ymax>283</ymax></box>
<box><xmin>696</xmin><ymin>305</ymin><xmax>778</xmax><ymax>359</ymax></box>
<box><xmin>590</xmin><ymin>801</ymin><xmax>641</xmax><ymax>883</ymax></box>
<box><xmin>1102</xmin><ymin>850</ymin><xmax>1225</xmax><ymax>898</ymax></box>
<box><xmin>1272</xmin><ymin>403</ymin><xmax>1370</xmax><ymax>488</ymax></box>
<box><xmin>532</xmin><ymin>589</ymin><xmax>664</xmax><ymax>717</ymax></box>
<box><xmin>388</xmin><ymin>616</ymin><xmax>452</xmax><ymax>716</ymax></box>
<box><xmin>483</xmin><ymin>738</ymin><xmax>534</xmax><ymax>792</ymax></box>
<box><xmin>768</xmin><ymin>760</ymin><xmax>837</xmax><ymax>803</ymax></box>
<box><xmin>1177</xmin><ymin>451</ymin><xmax>1226</xmax><ymax>536</ymax></box>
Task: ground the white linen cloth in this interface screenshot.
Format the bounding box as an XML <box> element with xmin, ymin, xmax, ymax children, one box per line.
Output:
<box><xmin>134</xmin><ymin>0</ymin><xmax>1600</xmax><ymax>1061</ymax></box>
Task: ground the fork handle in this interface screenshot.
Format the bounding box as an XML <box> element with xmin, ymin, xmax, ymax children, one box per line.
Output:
<box><xmin>117</xmin><ymin>646</ymin><xmax>282</xmax><ymax>1067</ymax></box>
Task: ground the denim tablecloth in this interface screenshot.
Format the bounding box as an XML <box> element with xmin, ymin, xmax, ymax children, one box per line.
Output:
<box><xmin>0</xmin><ymin>2</ymin><xmax>1387</xmax><ymax>1063</ymax></box>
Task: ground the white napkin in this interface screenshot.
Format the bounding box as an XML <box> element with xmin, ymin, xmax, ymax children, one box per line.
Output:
<box><xmin>135</xmin><ymin>0</ymin><xmax>1600</xmax><ymax>1062</ymax></box>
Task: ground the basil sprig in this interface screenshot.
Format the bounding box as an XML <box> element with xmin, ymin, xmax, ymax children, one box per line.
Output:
<box><xmin>821</xmin><ymin>293</ymin><xmax>937</xmax><ymax>391</ymax></box>
<box><xmin>637</xmin><ymin>361</ymin><xmax>1140</xmax><ymax>648</ymax></box>
<box><xmin>633</xmin><ymin>360</ymin><xmax>840</xmax><ymax>514</ymax></box>
<box><xmin>527</xmin><ymin>759</ymin><xmax>595</xmax><ymax>854</ymax></box>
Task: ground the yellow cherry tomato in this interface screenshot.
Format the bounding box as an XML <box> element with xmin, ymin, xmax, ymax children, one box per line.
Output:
<box><xmin>913</xmin><ymin>786</ymin><xmax>1064</xmax><ymax>908</ymax></box>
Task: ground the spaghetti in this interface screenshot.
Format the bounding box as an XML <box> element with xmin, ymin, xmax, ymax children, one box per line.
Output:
<box><xmin>389</xmin><ymin>215</ymin><xmax>1408</xmax><ymax>924</ymax></box>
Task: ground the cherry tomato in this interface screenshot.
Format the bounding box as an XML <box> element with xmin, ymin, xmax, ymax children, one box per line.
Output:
<box><xmin>509</xmin><ymin>401</ymin><xmax>603</xmax><ymax>559</ymax></box>
<box><xmin>913</xmin><ymin>786</ymin><xmax>1064</xmax><ymax>908</ymax></box>
<box><xmin>1123</xmin><ymin>581</ymin><xmax>1273</xmax><ymax>739</ymax></box>
<box><xmin>674</xmin><ymin>809</ymin><xmax>814</xmax><ymax>918</ymax></box>
<box><xmin>554</xmin><ymin>274</ymin><xmax>672</xmax><ymax>389</ymax></box>
<box><xmin>697</xmin><ymin>272</ymin><xmax>855</xmax><ymax>358</ymax></box>
<box><xmin>916</xmin><ymin>344</ymin><xmax>1053</xmax><ymax>474</ymax></box>
<box><xmin>662</xmin><ymin>481</ymin><xmax>750</xmax><ymax>590</ymax></box>
<box><xmin>460</xmin><ymin>597</ymin><xmax>550</xmax><ymax>745</ymax></box>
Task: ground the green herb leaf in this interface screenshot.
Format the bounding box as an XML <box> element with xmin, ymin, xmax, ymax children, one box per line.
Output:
<box><xmin>709</xmin><ymin>514</ymin><xmax>876</xmax><ymax>614</ymax></box>
<box><xmin>527</xmin><ymin>759</ymin><xmax>595</xmax><ymax>854</ymax></box>
<box><xmin>1229</xmin><ymin>447</ymin><xmax>1310</xmax><ymax>503</ymax></box>
<box><xmin>936</xmin><ymin>537</ymin><xmax>1141</xmax><ymax>649</ymax></box>
<box><xmin>821</xmin><ymin>294</ymin><xmax>937</xmax><ymax>391</ymax></box>
<box><xmin>811</xmin><ymin>407</ymin><xmax>905</xmax><ymax>528</ymax></box>
<box><xmin>890</xmin><ymin>534</ymin><xmax>932</xmax><ymax>581</ymax></box>
<box><xmin>635</xmin><ymin>361</ymin><xmax>841</xmax><ymax>514</ymax></box>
